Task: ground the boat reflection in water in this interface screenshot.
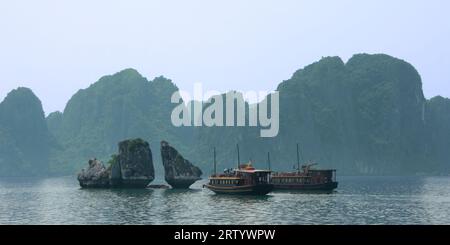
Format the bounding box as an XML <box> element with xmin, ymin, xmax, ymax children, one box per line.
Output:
<box><xmin>203</xmin><ymin>145</ymin><xmax>273</xmax><ymax>195</ymax></box>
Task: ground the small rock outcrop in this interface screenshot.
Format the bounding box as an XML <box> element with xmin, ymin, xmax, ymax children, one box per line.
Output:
<box><xmin>77</xmin><ymin>159</ymin><xmax>111</xmax><ymax>188</ymax></box>
<box><xmin>111</xmin><ymin>139</ymin><xmax>155</xmax><ymax>188</ymax></box>
<box><xmin>160</xmin><ymin>141</ymin><xmax>202</xmax><ymax>188</ymax></box>
<box><xmin>77</xmin><ymin>138</ymin><xmax>155</xmax><ymax>188</ymax></box>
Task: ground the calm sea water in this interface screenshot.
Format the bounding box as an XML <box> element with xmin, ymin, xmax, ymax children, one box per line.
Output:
<box><xmin>1</xmin><ymin>176</ymin><xmax>450</xmax><ymax>225</ymax></box>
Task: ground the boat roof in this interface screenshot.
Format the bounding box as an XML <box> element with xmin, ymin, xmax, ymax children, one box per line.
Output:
<box><xmin>235</xmin><ymin>169</ymin><xmax>272</xmax><ymax>173</ymax></box>
<box><xmin>309</xmin><ymin>169</ymin><xmax>337</xmax><ymax>171</ymax></box>
<box><xmin>272</xmin><ymin>175</ymin><xmax>312</xmax><ymax>178</ymax></box>
<box><xmin>209</xmin><ymin>176</ymin><xmax>241</xmax><ymax>180</ymax></box>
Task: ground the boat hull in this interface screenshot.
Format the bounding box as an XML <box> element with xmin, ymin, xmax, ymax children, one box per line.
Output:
<box><xmin>273</xmin><ymin>181</ymin><xmax>338</xmax><ymax>192</ymax></box>
<box><xmin>204</xmin><ymin>184</ymin><xmax>273</xmax><ymax>195</ymax></box>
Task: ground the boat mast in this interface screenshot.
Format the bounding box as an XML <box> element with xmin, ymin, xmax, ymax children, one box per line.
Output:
<box><xmin>267</xmin><ymin>152</ymin><xmax>271</xmax><ymax>171</ymax></box>
<box><xmin>213</xmin><ymin>147</ymin><xmax>217</xmax><ymax>176</ymax></box>
<box><xmin>296</xmin><ymin>143</ymin><xmax>301</xmax><ymax>172</ymax></box>
<box><xmin>237</xmin><ymin>144</ymin><xmax>240</xmax><ymax>170</ymax></box>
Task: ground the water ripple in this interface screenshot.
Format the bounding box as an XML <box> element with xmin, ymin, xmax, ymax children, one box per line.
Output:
<box><xmin>1</xmin><ymin>176</ymin><xmax>449</xmax><ymax>225</ymax></box>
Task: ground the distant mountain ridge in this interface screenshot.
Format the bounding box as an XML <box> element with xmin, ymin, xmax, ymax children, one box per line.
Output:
<box><xmin>0</xmin><ymin>54</ymin><xmax>449</xmax><ymax>177</ymax></box>
<box><xmin>191</xmin><ymin>54</ymin><xmax>436</xmax><ymax>175</ymax></box>
<box><xmin>46</xmin><ymin>68</ymin><xmax>192</xmax><ymax>175</ymax></box>
<box><xmin>0</xmin><ymin>88</ymin><xmax>51</xmax><ymax>176</ymax></box>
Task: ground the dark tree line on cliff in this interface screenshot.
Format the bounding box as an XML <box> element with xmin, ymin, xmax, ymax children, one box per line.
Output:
<box><xmin>0</xmin><ymin>53</ymin><xmax>449</xmax><ymax>177</ymax></box>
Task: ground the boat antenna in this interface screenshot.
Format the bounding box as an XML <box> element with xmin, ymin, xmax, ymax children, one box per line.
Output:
<box><xmin>237</xmin><ymin>144</ymin><xmax>240</xmax><ymax>170</ymax></box>
<box><xmin>296</xmin><ymin>143</ymin><xmax>301</xmax><ymax>172</ymax></box>
<box><xmin>267</xmin><ymin>152</ymin><xmax>271</xmax><ymax>171</ymax></box>
<box><xmin>213</xmin><ymin>147</ymin><xmax>217</xmax><ymax>176</ymax></box>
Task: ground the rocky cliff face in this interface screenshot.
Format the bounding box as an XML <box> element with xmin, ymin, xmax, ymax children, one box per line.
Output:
<box><xmin>77</xmin><ymin>159</ymin><xmax>111</xmax><ymax>188</ymax></box>
<box><xmin>48</xmin><ymin>69</ymin><xmax>189</xmax><ymax>176</ymax></box>
<box><xmin>425</xmin><ymin>96</ymin><xmax>450</xmax><ymax>173</ymax></box>
<box><xmin>161</xmin><ymin>141</ymin><xmax>202</xmax><ymax>188</ymax></box>
<box><xmin>191</xmin><ymin>54</ymin><xmax>441</xmax><ymax>175</ymax></box>
<box><xmin>0</xmin><ymin>87</ymin><xmax>51</xmax><ymax>176</ymax></box>
<box><xmin>346</xmin><ymin>54</ymin><xmax>427</xmax><ymax>174</ymax></box>
<box><xmin>77</xmin><ymin>138</ymin><xmax>154</xmax><ymax>188</ymax></box>
<box><xmin>112</xmin><ymin>139</ymin><xmax>155</xmax><ymax>188</ymax></box>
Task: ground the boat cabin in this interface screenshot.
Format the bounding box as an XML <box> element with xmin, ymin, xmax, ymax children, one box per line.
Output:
<box><xmin>272</xmin><ymin>169</ymin><xmax>336</xmax><ymax>185</ymax></box>
<box><xmin>209</xmin><ymin>167</ymin><xmax>272</xmax><ymax>187</ymax></box>
<box><xmin>204</xmin><ymin>146</ymin><xmax>274</xmax><ymax>195</ymax></box>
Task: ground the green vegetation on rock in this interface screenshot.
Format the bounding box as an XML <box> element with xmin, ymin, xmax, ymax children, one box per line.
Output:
<box><xmin>47</xmin><ymin>69</ymin><xmax>190</xmax><ymax>175</ymax></box>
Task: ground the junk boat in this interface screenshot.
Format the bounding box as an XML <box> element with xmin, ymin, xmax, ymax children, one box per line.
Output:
<box><xmin>270</xmin><ymin>144</ymin><xmax>338</xmax><ymax>192</ymax></box>
<box><xmin>203</xmin><ymin>145</ymin><xmax>273</xmax><ymax>195</ymax></box>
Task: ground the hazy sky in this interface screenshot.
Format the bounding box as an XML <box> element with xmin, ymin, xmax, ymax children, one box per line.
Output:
<box><xmin>0</xmin><ymin>0</ymin><xmax>449</xmax><ymax>114</ymax></box>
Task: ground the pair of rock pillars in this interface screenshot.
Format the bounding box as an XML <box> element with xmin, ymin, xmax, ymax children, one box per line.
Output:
<box><xmin>77</xmin><ymin>139</ymin><xmax>202</xmax><ymax>189</ymax></box>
